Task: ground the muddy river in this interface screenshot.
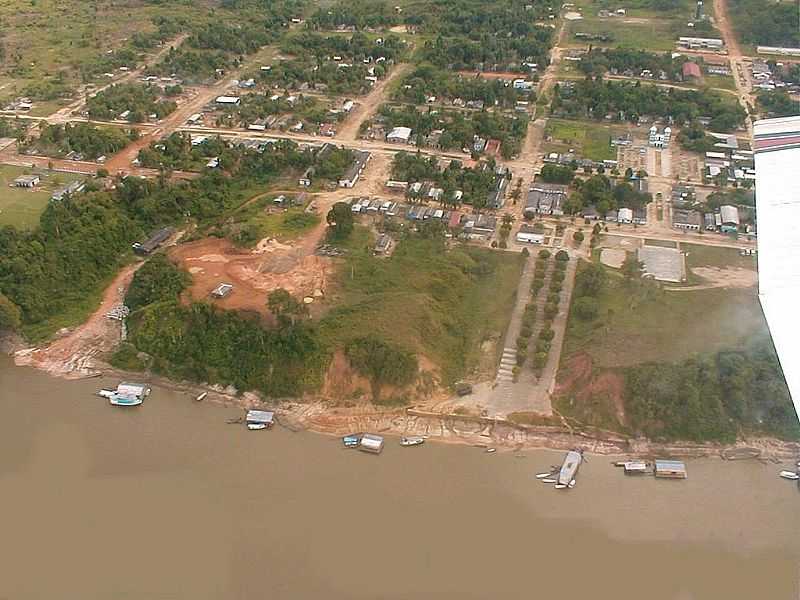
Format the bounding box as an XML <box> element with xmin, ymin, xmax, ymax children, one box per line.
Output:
<box><xmin>1</xmin><ymin>356</ymin><xmax>798</xmax><ymax>599</ymax></box>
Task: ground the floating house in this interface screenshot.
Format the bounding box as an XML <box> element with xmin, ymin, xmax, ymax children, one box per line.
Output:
<box><xmin>654</xmin><ymin>460</ymin><xmax>688</xmax><ymax>479</ymax></box>
<box><xmin>358</xmin><ymin>434</ymin><xmax>384</xmax><ymax>454</ymax></box>
<box><xmin>246</xmin><ymin>410</ymin><xmax>274</xmax><ymax>428</ymax></box>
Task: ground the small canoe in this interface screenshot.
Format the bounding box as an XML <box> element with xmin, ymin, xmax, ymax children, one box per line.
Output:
<box><xmin>779</xmin><ymin>470</ymin><xmax>799</xmax><ymax>481</ymax></box>
<box><xmin>554</xmin><ymin>484</ymin><xmax>567</xmax><ymax>489</ymax></box>
<box><xmin>400</xmin><ymin>436</ymin><xmax>425</xmax><ymax>447</ymax></box>
<box><xmin>98</xmin><ymin>389</ymin><xmax>116</xmax><ymax>399</ymax></box>
<box><xmin>486</xmin><ymin>448</ymin><xmax>497</xmax><ymax>454</ymax></box>
<box><xmin>541</xmin><ymin>478</ymin><xmax>558</xmax><ymax>484</ymax></box>
<box><xmin>536</xmin><ymin>472</ymin><xmax>554</xmax><ymax>479</ymax></box>
<box><xmin>247</xmin><ymin>423</ymin><xmax>267</xmax><ymax>431</ymax></box>
<box><xmin>568</xmin><ymin>479</ymin><xmax>576</xmax><ymax>489</ymax></box>
<box><xmin>195</xmin><ymin>392</ymin><xmax>208</xmax><ymax>402</ymax></box>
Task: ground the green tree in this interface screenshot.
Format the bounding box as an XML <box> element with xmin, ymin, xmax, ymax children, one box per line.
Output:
<box><xmin>574</xmin><ymin>296</ymin><xmax>598</xmax><ymax>320</ymax></box>
<box><xmin>345</xmin><ymin>335</ymin><xmax>418</xmax><ymax>402</ymax></box>
<box><xmin>326</xmin><ymin>202</ymin><xmax>354</xmax><ymax>241</ymax></box>
<box><xmin>621</xmin><ymin>254</ymin><xmax>644</xmax><ymax>284</ymax></box>
<box><xmin>0</xmin><ymin>292</ymin><xmax>21</xmax><ymax>331</ymax></box>
<box><xmin>267</xmin><ymin>288</ymin><xmax>309</xmax><ymax>327</ymax></box>
<box><xmin>125</xmin><ymin>255</ymin><xmax>190</xmax><ymax>312</ymax></box>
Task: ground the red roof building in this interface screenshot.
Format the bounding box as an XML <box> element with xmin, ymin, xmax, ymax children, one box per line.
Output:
<box><xmin>682</xmin><ymin>61</ymin><xmax>702</xmax><ymax>79</ymax></box>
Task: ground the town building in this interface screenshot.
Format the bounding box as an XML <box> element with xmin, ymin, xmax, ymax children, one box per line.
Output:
<box><xmin>387</xmin><ymin>126</ymin><xmax>412</xmax><ymax>143</ymax></box>
<box><xmin>719</xmin><ymin>204</ymin><xmax>740</xmax><ymax>233</ymax></box>
<box><xmin>672</xmin><ymin>208</ymin><xmax>703</xmax><ymax>231</ymax></box>
<box><xmin>678</xmin><ymin>37</ymin><xmax>724</xmax><ymax>50</ymax></box>
<box><xmin>682</xmin><ymin>61</ymin><xmax>702</xmax><ymax>80</ymax></box>
<box><xmin>339</xmin><ymin>150</ymin><xmax>371</xmax><ymax>188</ymax></box>
<box><xmin>13</xmin><ymin>174</ymin><xmax>40</xmax><ymax>188</ymax></box>
<box><xmin>525</xmin><ymin>183</ymin><xmax>568</xmax><ymax>218</ymax></box>
<box><xmin>648</xmin><ymin>125</ymin><xmax>672</xmax><ymax>149</ymax></box>
<box><xmin>132</xmin><ymin>227</ymin><xmax>175</xmax><ymax>255</ymax></box>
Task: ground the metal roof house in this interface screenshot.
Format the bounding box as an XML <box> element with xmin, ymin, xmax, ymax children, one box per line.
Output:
<box><xmin>51</xmin><ymin>180</ymin><xmax>86</xmax><ymax>201</ymax></box>
<box><xmin>719</xmin><ymin>205</ymin><xmax>740</xmax><ymax>232</ymax></box>
<box><xmin>387</xmin><ymin>126</ymin><xmax>412</xmax><ymax>143</ymax></box>
<box><xmin>672</xmin><ymin>209</ymin><xmax>703</xmax><ymax>231</ymax></box>
<box><xmin>132</xmin><ymin>227</ymin><xmax>175</xmax><ymax>255</ymax></box>
<box><xmin>339</xmin><ymin>150</ymin><xmax>371</xmax><ymax>188</ymax></box>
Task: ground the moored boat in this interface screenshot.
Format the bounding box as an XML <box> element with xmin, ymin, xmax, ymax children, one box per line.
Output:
<box><xmin>247</xmin><ymin>423</ymin><xmax>267</xmax><ymax>431</ymax></box>
<box><xmin>779</xmin><ymin>470</ymin><xmax>799</xmax><ymax>481</ymax></box>
<box><xmin>195</xmin><ymin>392</ymin><xmax>208</xmax><ymax>402</ymax></box>
<box><xmin>400</xmin><ymin>436</ymin><xmax>425</xmax><ymax>447</ymax></box>
<box><xmin>109</xmin><ymin>393</ymin><xmax>143</xmax><ymax>407</ymax></box>
<box><xmin>486</xmin><ymin>448</ymin><xmax>497</xmax><ymax>454</ymax></box>
<box><xmin>557</xmin><ymin>449</ymin><xmax>583</xmax><ymax>487</ymax></box>
<box><xmin>536</xmin><ymin>472</ymin><xmax>554</xmax><ymax>479</ymax></box>
<box><xmin>98</xmin><ymin>389</ymin><xmax>116</xmax><ymax>399</ymax></box>
<box><xmin>342</xmin><ymin>433</ymin><xmax>362</xmax><ymax>448</ymax></box>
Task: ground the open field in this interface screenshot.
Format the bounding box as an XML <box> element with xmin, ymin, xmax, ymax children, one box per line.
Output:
<box><xmin>544</xmin><ymin>118</ymin><xmax>626</xmax><ymax>161</ymax></box>
<box><xmin>0</xmin><ymin>165</ymin><xmax>81</xmax><ymax>229</ymax></box>
<box><xmin>566</xmin><ymin>17</ymin><xmax>677</xmax><ymax>52</ymax></box>
<box><xmin>318</xmin><ymin>232</ymin><xmax>525</xmax><ymax>384</ymax></box>
<box><xmin>562</xmin><ymin>259</ymin><xmax>765</xmax><ymax>368</ymax></box>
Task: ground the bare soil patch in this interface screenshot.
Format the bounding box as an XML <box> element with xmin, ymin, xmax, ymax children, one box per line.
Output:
<box><xmin>170</xmin><ymin>236</ymin><xmax>332</xmax><ymax>315</ymax></box>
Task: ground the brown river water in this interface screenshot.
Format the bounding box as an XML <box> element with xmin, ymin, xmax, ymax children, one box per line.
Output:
<box><xmin>1</xmin><ymin>356</ymin><xmax>799</xmax><ymax>599</ymax></box>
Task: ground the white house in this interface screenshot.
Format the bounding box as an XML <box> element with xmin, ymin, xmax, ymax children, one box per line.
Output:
<box><xmin>387</xmin><ymin>126</ymin><xmax>412</xmax><ymax>143</ymax></box>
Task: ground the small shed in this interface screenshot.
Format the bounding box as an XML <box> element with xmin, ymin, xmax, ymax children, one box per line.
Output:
<box><xmin>622</xmin><ymin>460</ymin><xmax>648</xmax><ymax>475</ymax></box>
<box><xmin>654</xmin><ymin>460</ymin><xmax>687</xmax><ymax>479</ymax></box>
<box><xmin>374</xmin><ymin>233</ymin><xmax>393</xmax><ymax>255</ymax></box>
<box><xmin>358</xmin><ymin>434</ymin><xmax>384</xmax><ymax>454</ymax></box>
<box><xmin>246</xmin><ymin>410</ymin><xmax>274</xmax><ymax>428</ymax></box>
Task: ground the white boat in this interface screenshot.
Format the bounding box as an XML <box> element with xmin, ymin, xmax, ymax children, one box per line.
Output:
<box><xmin>400</xmin><ymin>436</ymin><xmax>425</xmax><ymax>447</ymax></box>
<box><xmin>568</xmin><ymin>479</ymin><xmax>576</xmax><ymax>489</ymax></box>
<box><xmin>486</xmin><ymin>448</ymin><xmax>497</xmax><ymax>454</ymax></box>
<box><xmin>536</xmin><ymin>472</ymin><xmax>554</xmax><ymax>479</ymax></box>
<box><xmin>554</xmin><ymin>484</ymin><xmax>567</xmax><ymax>489</ymax></box>
<box><xmin>541</xmin><ymin>478</ymin><xmax>557</xmax><ymax>484</ymax></box>
<box><xmin>557</xmin><ymin>450</ymin><xmax>583</xmax><ymax>487</ymax></box>
<box><xmin>97</xmin><ymin>389</ymin><xmax>116</xmax><ymax>399</ymax></box>
<box><xmin>247</xmin><ymin>423</ymin><xmax>267</xmax><ymax>431</ymax></box>
<box><xmin>195</xmin><ymin>392</ymin><xmax>208</xmax><ymax>402</ymax></box>
<box><xmin>779</xmin><ymin>470</ymin><xmax>799</xmax><ymax>480</ymax></box>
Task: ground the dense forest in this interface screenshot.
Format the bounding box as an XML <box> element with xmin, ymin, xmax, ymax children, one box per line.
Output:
<box><xmin>757</xmin><ymin>91</ymin><xmax>799</xmax><ymax>119</ymax></box>
<box><xmin>395</xmin><ymin>64</ymin><xmax>530</xmax><ymax>108</ymax></box>
<box><xmin>419</xmin><ymin>29</ymin><xmax>553</xmax><ymax>71</ymax></box>
<box><xmin>553</xmin><ymin>78</ymin><xmax>746</xmax><ymax>132</ymax></box>
<box><xmin>625</xmin><ymin>337</ymin><xmax>799</xmax><ymax>442</ymax></box>
<box><xmin>23</xmin><ymin>123</ymin><xmax>137</xmax><ymax>160</ymax></box>
<box><xmin>86</xmin><ymin>84</ymin><xmax>176</xmax><ymax>122</ymax></box>
<box><xmin>728</xmin><ymin>0</ymin><xmax>800</xmax><ymax>47</ymax></box>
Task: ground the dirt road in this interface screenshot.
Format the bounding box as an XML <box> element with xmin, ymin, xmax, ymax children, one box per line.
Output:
<box><xmin>14</xmin><ymin>264</ymin><xmax>142</xmax><ymax>378</ymax></box>
<box><xmin>335</xmin><ymin>62</ymin><xmax>413</xmax><ymax>141</ymax></box>
<box><xmin>712</xmin><ymin>0</ymin><xmax>755</xmax><ymax>135</ymax></box>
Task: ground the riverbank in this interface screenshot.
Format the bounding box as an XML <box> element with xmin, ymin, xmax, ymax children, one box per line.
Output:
<box><xmin>16</xmin><ymin>350</ymin><xmax>798</xmax><ymax>462</ymax></box>
<box><xmin>7</xmin><ymin>266</ymin><xmax>799</xmax><ymax>460</ymax></box>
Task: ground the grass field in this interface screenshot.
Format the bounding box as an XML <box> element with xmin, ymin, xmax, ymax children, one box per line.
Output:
<box><xmin>544</xmin><ymin>118</ymin><xmax>625</xmax><ymax>161</ymax></box>
<box><xmin>0</xmin><ymin>166</ymin><xmax>81</xmax><ymax>230</ymax></box>
<box><xmin>319</xmin><ymin>230</ymin><xmax>525</xmax><ymax>384</ymax></box>
<box><xmin>562</xmin><ymin>259</ymin><xmax>767</xmax><ymax>368</ymax></box>
<box><xmin>683</xmin><ymin>243</ymin><xmax>756</xmax><ymax>270</ymax></box>
<box><xmin>703</xmin><ymin>74</ymin><xmax>737</xmax><ymax>92</ymax></box>
<box><xmin>566</xmin><ymin>17</ymin><xmax>677</xmax><ymax>52</ymax></box>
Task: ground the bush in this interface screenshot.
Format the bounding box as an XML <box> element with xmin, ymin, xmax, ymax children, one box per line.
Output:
<box><xmin>517</xmin><ymin>337</ymin><xmax>529</xmax><ymax>351</ymax></box>
<box><xmin>519</xmin><ymin>325</ymin><xmax>533</xmax><ymax>339</ymax></box>
<box><xmin>544</xmin><ymin>302</ymin><xmax>558</xmax><ymax>319</ymax></box>
<box><xmin>531</xmin><ymin>280</ymin><xmax>544</xmax><ymax>295</ymax></box>
<box><xmin>539</xmin><ymin>327</ymin><xmax>555</xmax><ymax>341</ymax></box>
<box><xmin>521</xmin><ymin>247</ymin><xmax>530</xmax><ymax>257</ymax></box>
<box><xmin>555</xmin><ymin>250</ymin><xmax>569</xmax><ymax>262</ymax></box>
<box><xmin>533</xmin><ymin>352</ymin><xmax>548</xmax><ymax>369</ymax></box>
<box><xmin>573</xmin><ymin>231</ymin><xmax>584</xmax><ymax>244</ymax></box>
<box><xmin>534</xmin><ymin>270</ymin><xmax>546</xmax><ymax>281</ymax></box>
<box><xmin>552</xmin><ymin>270</ymin><xmax>565</xmax><ymax>283</ymax></box>
<box><xmin>535</xmin><ymin>339</ymin><xmax>551</xmax><ymax>354</ymax></box>
<box><xmin>547</xmin><ymin>292</ymin><xmax>560</xmax><ymax>305</ymax></box>
<box><xmin>516</xmin><ymin>350</ymin><xmax>527</xmax><ymax>366</ymax></box>
<box><xmin>538</xmin><ymin>249</ymin><xmax>551</xmax><ymax>259</ymax></box>
<box><xmin>574</xmin><ymin>296</ymin><xmax>599</xmax><ymax>320</ymax></box>
<box><xmin>549</xmin><ymin>280</ymin><xmax>563</xmax><ymax>293</ymax></box>
<box><xmin>553</xmin><ymin>260</ymin><xmax>567</xmax><ymax>271</ymax></box>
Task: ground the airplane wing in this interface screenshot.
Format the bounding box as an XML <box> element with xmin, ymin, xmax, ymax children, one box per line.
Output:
<box><xmin>754</xmin><ymin>115</ymin><xmax>800</xmax><ymax>421</ymax></box>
